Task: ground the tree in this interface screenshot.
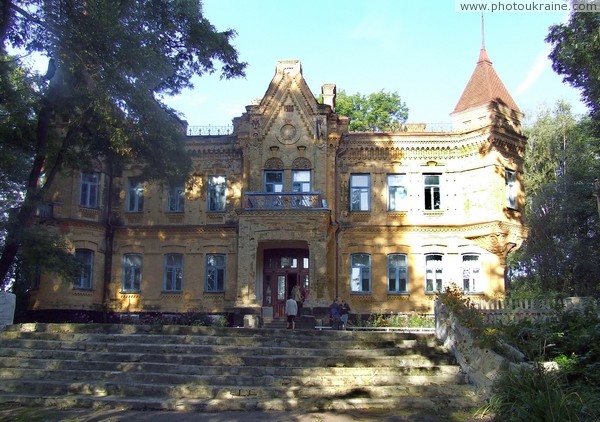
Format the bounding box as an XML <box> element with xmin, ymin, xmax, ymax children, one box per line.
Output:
<box><xmin>0</xmin><ymin>1</ymin><xmax>246</xmax><ymax>289</ymax></box>
<box><xmin>507</xmin><ymin>102</ymin><xmax>600</xmax><ymax>297</ymax></box>
<box><xmin>335</xmin><ymin>89</ymin><xmax>408</xmax><ymax>132</ymax></box>
<box><xmin>0</xmin><ymin>52</ymin><xmax>37</xmax><ymax>288</ymax></box>
<box><xmin>547</xmin><ymin>8</ymin><xmax>600</xmax><ymax>131</ymax></box>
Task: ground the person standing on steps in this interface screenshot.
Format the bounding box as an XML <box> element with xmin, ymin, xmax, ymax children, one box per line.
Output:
<box><xmin>285</xmin><ymin>295</ymin><xmax>298</xmax><ymax>330</ymax></box>
<box><xmin>329</xmin><ymin>298</ymin><xmax>341</xmax><ymax>330</ymax></box>
<box><xmin>339</xmin><ymin>299</ymin><xmax>351</xmax><ymax>330</ymax></box>
<box><xmin>291</xmin><ymin>283</ymin><xmax>303</xmax><ymax>316</ymax></box>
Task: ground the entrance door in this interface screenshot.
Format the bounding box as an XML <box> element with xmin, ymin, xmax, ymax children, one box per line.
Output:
<box><xmin>263</xmin><ymin>249</ymin><xmax>309</xmax><ymax>318</ymax></box>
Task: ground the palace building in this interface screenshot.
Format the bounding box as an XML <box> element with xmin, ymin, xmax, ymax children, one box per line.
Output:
<box><xmin>27</xmin><ymin>49</ymin><xmax>527</xmax><ymax>324</ymax></box>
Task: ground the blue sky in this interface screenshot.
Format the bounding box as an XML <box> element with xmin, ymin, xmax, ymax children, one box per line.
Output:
<box><xmin>164</xmin><ymin>0</ymin><xmax>587</xmax><ymax>128</ymax></box>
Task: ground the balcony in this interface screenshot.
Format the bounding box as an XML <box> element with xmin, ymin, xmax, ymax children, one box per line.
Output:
<box><xmin>244</xmin><ymin>192</ymin><xmax>327</xmax><ymax>210</ymax></box>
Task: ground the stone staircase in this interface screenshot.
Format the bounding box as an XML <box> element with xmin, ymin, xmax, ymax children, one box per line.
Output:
<box><xmin>261</xmin><ymin>317</ymin><xmax>288</xmax><ymax>330</ymax></box>
<box><xmin>0</xmin><ymin>323</ymin><xmax>485</xmax><ymax>415</ymax></box>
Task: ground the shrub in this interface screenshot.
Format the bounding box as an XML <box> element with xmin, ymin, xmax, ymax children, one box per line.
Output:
<box><xmin>349</xmin><ymin>312</ymin><xmax>434</xmax><ymax>328</ymax></box>
<box><xmin>487</xmin><ymin>363</ymin><xmax>582</xmax><ymax>422</ymax></box>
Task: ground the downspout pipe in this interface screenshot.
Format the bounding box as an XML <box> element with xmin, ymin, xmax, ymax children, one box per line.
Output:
<box><xmin>101</xmin><ymin>161</ymin><xmax>116</xmax><ymax>322</ymax></box>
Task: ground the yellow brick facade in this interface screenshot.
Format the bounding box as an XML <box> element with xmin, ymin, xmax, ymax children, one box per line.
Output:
<box><xmin>29</xmin><ymin>57</ymin><xmax>527</xmax><ymax>322</ymax></box>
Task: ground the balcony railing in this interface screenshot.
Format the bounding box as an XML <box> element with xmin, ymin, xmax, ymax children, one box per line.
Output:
<box><xmin>186</xmin><ymin>125</ymin><xmax>233</xmax><ymax>136</ymax></box>
<box><xmin>244</xmin><ymin>192</ymin><xmax>327</xmax><ymax>210</ymax></box>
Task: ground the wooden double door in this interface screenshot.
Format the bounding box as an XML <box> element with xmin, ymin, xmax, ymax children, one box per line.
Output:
<box><xmin>263</xmin><ymin>249</ymin><xmax>309</xmax><ymax>318</ymax></box>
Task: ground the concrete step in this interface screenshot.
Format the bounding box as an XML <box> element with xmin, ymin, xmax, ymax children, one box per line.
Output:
<box><xmin>262</xmin><ymin>317</ymin><xmax>287</xmax><ymax>329</ymax></box>
<box><xmin>0</xmin><ymin>392</ymin><xmax>484</xmax><ymax>413</ymax></box>
<box><xmin>0</xmin><ymin>365</ymin><xmax>466</xmax><ymax>386</ymax></box>
<box><xmin>0</xmin><ymin>358</ymin><xmax>460</xmax><ymax>377</ymax></box>
<box><xmin>0</xmin><ymin>336</ymin><xmax>449</xmax><ymax>356</ymax></box>
<box><xmin>0</xmin><ymin>377</ymin><xmax>473</xmax><ymax>398</ymax></box>
<box><xmin>0</xmin><ymin>349</ymin><xmax>453</xmax><ymax>367</ymax></box>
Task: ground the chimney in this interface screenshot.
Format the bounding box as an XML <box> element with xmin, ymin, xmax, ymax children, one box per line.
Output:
<box><xmin>321</xmin><ymin>84</ymin><xmax>336</xmax><ymax>112</ymax></box>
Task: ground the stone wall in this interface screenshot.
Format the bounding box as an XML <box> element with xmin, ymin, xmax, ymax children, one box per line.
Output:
<box><xmin>0</xmin><ymin>293</ymin><xmax>16</xmax><ymax>329</ymax></box>
<box><xmin>434</xmin><ymin>299</ymin><xmax>526</xmax><ymax>394</ymax></box>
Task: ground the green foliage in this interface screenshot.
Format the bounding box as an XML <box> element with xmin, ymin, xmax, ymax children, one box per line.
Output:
<box><xmin>547</xmin><ymin>10</ymin><xmax>600</xmax><ymax>133</ymax></box>
<box><xmin>0</xmin><ymin>1</ymin><xmax>247</xmax><ymax>287</ymax></box>
<box><xmin>507</xmin><ymin>102</ymin><xmax>600</xmax><ymax>298</ymax></box>
<box><xmin>136</xmin><ymin>312</ymin><xmax>228</xmax><ymax>327</ymax></box>
<box><xmin>350</xmin><ymin>312</ymin><xmax>434</xmax><ymax>328</ymax></box>
<box><xmin>335</xmin><ymin>89</ymin><xmax>408</xmax><ymax>132</ymax></box>
<box><xmin>436</xmin><ymin>283</ymin><xmax>485</xmax><ymax>334</ymax></box>
<box><xmin>487</xmin><ymin>363</ymin><xmax>583</xmax><ymax>422</ymax></box>
<box><xmin>486</xmin><ymin>306</ymin><xmax>600</xmax><ymax>421</ymax></box>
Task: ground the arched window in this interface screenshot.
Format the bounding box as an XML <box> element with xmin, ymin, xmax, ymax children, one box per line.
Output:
<box><xmin>425</xmin><ymin>254</ymin><xmax>443</xmax><ymax>293</ymax></box>
<box><xmin>462</xmin><ymin>254</ymin><xmax>481</xmax><ymax>293</ymax></box>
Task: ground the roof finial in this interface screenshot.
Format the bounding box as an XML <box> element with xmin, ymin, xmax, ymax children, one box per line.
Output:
<box><xmin>481</xmin><ymin>13</ymin><xmax>485</xmax><ymax>49</ymax></box>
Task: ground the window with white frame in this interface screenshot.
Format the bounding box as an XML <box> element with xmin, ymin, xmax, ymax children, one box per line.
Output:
<box><xmin>126</xmin><ymin>179</ymin><xmax>144</xmax><ymax>212</ymax></box>
<box><xmin>350</xmin><ymin>174</ymin><xmax>370</xmax><ymax>211</ymax></box>
<box><xmin>292</xmin><ymin>170</ymin><xmax>311</xmax><ymax>207</ymax></box>
<box><xmin>167</xmin><ymin>184</ymin><xmax>185</xmax><ymax>212</ymax></box>
<box><xmin>350</xmin><ymin>253</ymin><xmax>371</xmax><ymax>293</ymax></box>
<box><xmin>425</xmin><ymin>254</ymin><xmax>443</xmax><ymax>293</ymax></box>
<box><xmin>208</xmin><ymin>176</ymin><xmax>226</xmax><ymax>211</ymax></box>
<box><xmin>387</xmin><ymin>254</ymin><xmax>408</xmax><ymax>293</ymax></box>
<box><xmin>80</xmin><ymin>173</ymin><xmax>99</xmax><ymax>208</ymax></box>
<box><xmin>424</xmin><ymin>174</ymin><xmax>441</xmax><ymax>210</ymax></box>
<box><xmin>462</xmin><ymin>254</ymin><xmax>481</xmax><ymax>293</ymax></box>
<box><xmin>387</xmin><ymin>174</ymin><xmax>407</xmax><ymax>211</ymax></box>
<box><xmin>206</xmin><ymin>254</ymin><xmax>225</xmax><ymax>292</ymax></box>
<box><xmin>164</xmin><ymin>254</ymin><xmax>183</xmax><ymax>292</ymax></box>
<box><xmin>292</xmin><ymin>170</ymin><xmax>311</xmax><ymax>192</ymax></box>
<box><xmin>73</xmin><ymin>249</ymin><xmax>93</xmax><ymax>289</ymax></box>
<box><xmin>505</xmin><ymin>169</ymin><xmax>517</xmax><ymax>209</ymax></box>
<box><xmin>122</xmin><ymin>254</ymin><xmax>142</xmax><ymax>292</ymax></box>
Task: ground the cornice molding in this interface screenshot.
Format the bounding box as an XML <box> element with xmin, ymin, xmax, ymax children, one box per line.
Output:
<box><xmin>342</xmin><ymin>220</ymin><xmax>526</xmax><ymax>236</ymax></box>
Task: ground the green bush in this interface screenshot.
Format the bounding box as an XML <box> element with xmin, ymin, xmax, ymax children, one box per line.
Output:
<box><xmin>487</xmin><ymin>363</ymin><xmax>582</xmax><ymax>422</ymax></box>
<box><xmin>350</xmin><ymin>312</ymin><xmax>434</xmax><ymax>328</ymax></box>
<box><xmin>484</xmin><ymin>303</ymin><xmax>600</xmax><ymax>421</ymax></box>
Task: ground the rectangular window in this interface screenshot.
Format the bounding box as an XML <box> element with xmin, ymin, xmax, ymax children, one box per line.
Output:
<box><xmin>80</xmin><ymin>173</ymin><xmax>98</xmax><ymax>208</ymax></box>
<box><xmin>387</xmin><ymin>174</ymin><xmax>407</xmax><ymax>211</ymax></box>
<box><xmin>462</xmin><ymin>254</ymin><xmax>481</xmax><ymax>293</ymax></box>
<box><xmin>292</xmin><ymin>170</ymin><xmax>311</xmax><ymax>192</ymax></box>
<box><xmin>424</xmin><ymin>174</ymin><xmax>441</xmax><ymax>210</ymax></box>
<box><xmin>127</xmin><ymin>179</ymin><xmax>144</xmax><ymax>212</ymax></box>
<box><xmin>387</xmin><ymin>254</ymin><xmax>408</xmax><ymax>293</ymax></box>
<box><xmin>505</xmin><ymin>169</ymin><xmax>517</xmax><ymax>209</ymax></box>
<box><xmin>73</xmin><ymin>249</ymin><xmax>93</xmax><ymax>289</ymax></box>
<box><xmin>167</xmin><ymin>184</ymin><xmax>185</xmax><ymax>212</ymax></box>
<box><xmin>350</xmin><ymin>253</ymin><xmax>371</xmax><ymax>293</ymax></box>
<box><xmin>292</xmin><ymin>170</ymin><xmax>311</xmax><ymax>207</ymax></box>
<box><xmin>350</xmin><ymin>174</ymin><xmax>370</xmax><ymax>211</ymax></box>
<box><xmin>425</xmin><ymin>254</ymin><xmax>443</xmax><ymax>293</ymax></box>
<box><xmin>264</xmin><ymin>170</ymin><xmax>284</xmax><ymax>192</ymax></box>
<box><xmin>164</xmin><ymin>254</ymin><xmax>183</xmax><ymax>292</ymax></box>
<box><xmin>206</xmin><ymin>254</ymin><xmax>225</xmax><ymax>292</ymax></box>
<box><xmin>208</xmin><ymin>176</ymin><xmax>227</xmax><ymax>211</ymax></box>
<box><xmin>122</xmin><ymin>254</ymin><xmax>142</xmax><ymax>292</ymax></box>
